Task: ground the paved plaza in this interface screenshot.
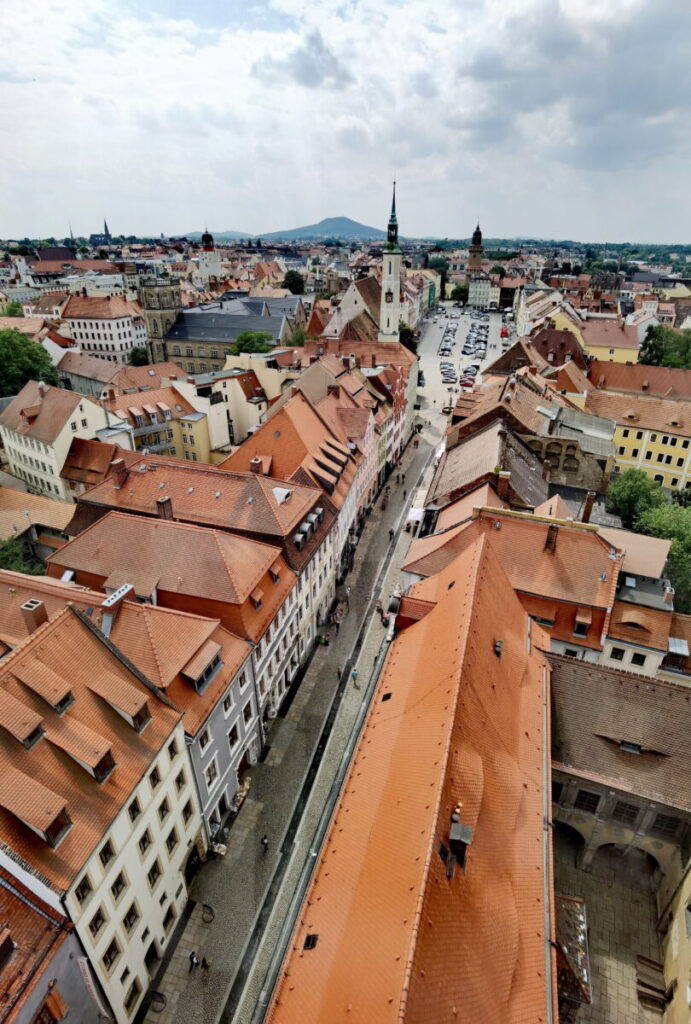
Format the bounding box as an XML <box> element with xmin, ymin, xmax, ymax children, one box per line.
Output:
<box><xmin>554</xmin><ymin>828</ymin><xmax>663</xmax><ymax>1024</ymax></box>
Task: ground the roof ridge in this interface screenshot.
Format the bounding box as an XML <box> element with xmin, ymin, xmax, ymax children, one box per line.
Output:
<box><xmin>398</xmin><ymin>536</ymin><xmax>487</xmax><ymax>1019</ymax></box>
<box><xmin>213</xmin><ymin>531</ymin><xmax>241</xmax><ymax>602</ymax></box>
<box><xmin>139</xmin><ymin>604</ymin><xmax>166</xmax><ymax>687</ymax></box>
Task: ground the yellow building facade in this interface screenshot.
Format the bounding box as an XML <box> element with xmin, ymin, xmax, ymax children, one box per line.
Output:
<box><xmin>582</xmin><ymin>341</ymin><xmax>640</xmax><ymax>364</ymax></box>
<box><xmin>660</xmin><ymin>866</ymin><xmax>691</xmax><ymax>1024</ymax></box>
<box><xmin>613</xmin><ymin>423</ymin><xmax>690</xmax><ymax>490</ymax></box>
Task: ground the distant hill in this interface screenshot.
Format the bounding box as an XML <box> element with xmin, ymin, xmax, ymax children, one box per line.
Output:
<box><xmin>262</xmin><ymin>217</ymin><xmax>386</xmax><ymax>241</ymax></box>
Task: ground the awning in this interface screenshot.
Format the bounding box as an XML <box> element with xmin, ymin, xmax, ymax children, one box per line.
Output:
<box><xmin>575</xmin><ymin>607</ymin><xmax>592</xmax><ymax>626</ymax></box>
<box><xmin>407</xmin><ymin>508</ymin><xmax>424</xmax><ymax>522</ymax></box>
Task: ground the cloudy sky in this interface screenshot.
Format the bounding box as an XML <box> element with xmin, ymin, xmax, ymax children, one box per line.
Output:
<box><xmin>2</xmin><ymin>0</ymin><xmax>690</xmax><ymax>242</ymax></box>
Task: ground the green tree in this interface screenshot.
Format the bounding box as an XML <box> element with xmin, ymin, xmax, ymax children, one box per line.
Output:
<box><xmin>290</xmin><ymin>326</ymin><xmax>306</xmax><ymax>346</ymax></box>
<box><xmin>0</xmin><ymin>536</ymin><xmax>44</xmax><ymax>574</ymax></box>
<box><xmin>639</xmin><ymin>325</ymin><xmax>691</xmax><ymax>370</ymax></box>
<box><xmin>450</xmin><ymin>284</ymin><xmax>468</xmax><ymax>303</ymax></box>
<box><xmin>490</xmin><ymin>265</ymin><xmax>506</xmax><ymax>277</ymax></box>
<box><xmin>281</xmin><ymin>270</ymin><xmax>305</xmax><ymax>295</ymax></box>
<box><xmin>398</xmin><ymin>321</ymin><xmax>418</xmax><ymax>355</ymax></box>
<box><xmin>636</xmin><ymin>504</ymin><xmax>691</xmax><ymax>613</ymax></box>
<box><xmin>229</xmin><ymin>330</ymin><xmax>274</xmax><ymax>355</ymax></box>
<box><xmin>0</xmin><ymin>328</ymin><xmax>59</xmax><ymax>397</ymax></box>
<box><xmin>604</xmin><ymin>469</ymin><xmax>664</xmax><ymax>528</ymax></box>
<box><xmin>428</xmin><ymin>257</ymin><xmax>449</xmax><ymax>272</ymax></box>
<box><xmin>128</xmin><ymin>345</ymin><xmax>149</xmax><ymax>366</ymax></box>
<box><xmin>1</xmin><ymin>300</ymin><xmax>23</xmax><ymax>317</ymax></box>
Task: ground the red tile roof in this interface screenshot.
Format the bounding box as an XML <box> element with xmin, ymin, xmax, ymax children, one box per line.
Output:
<box><xmin>580</xmin><ymin>318</ymin><xmax>639</xmax><ymax>351</ymax></box>
<box><xmin>62</xmin><ymin>294</ymin><xmax>143</xmax><ymax>320</ymax></box>
<box><xmin>588</xmin><ymin>360</ymin><xmax>691</xmax><ymax>400</ymax></box>
<box><xmin>61</xmin><ymin>438</ymin><xmax>140</xmax><ymax>488</ymax></box>
<box><xmin>0</xmin><ymin>382</ymin><xmax>85</xmax><ymax>444</ymax></box>
<box><xmin>269</xmin><ymin>536</ymin><xmax>555</xmax><ymax>1023</ymax></box>
<box><xmin>585</xmin><ymin>390</ymin><xmax>690</xmax><ymax>436</ymax></box>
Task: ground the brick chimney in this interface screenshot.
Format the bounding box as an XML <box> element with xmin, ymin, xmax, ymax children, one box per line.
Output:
<box><xmin>111</xmin><ymin>458</ymin><xmax>129</xmax><ymax>489</ymax></box>
<box><xmin>544</xmin><ymin>524</ymin><xmax>559</xmax><ymax>552</ymax></box>
<box><xmin>20</xmin><ymin>599</ymin><xmax>48</xmax><ymax>634</ymax></box>
<box><xmin>496</xmin><ymin>470</ymin><xmax>511</xmax><ymax>499</ymax></box>
<box><xmin>156</xmin><ymin>495</ymin><xmax>173</xmax><ymax>519</ymax></box>
<box><xmin>37</xmin><ymin>381</ymin><xmax>47</xmax><ymax>397</ymax></box>
<box><xmin>581</xmin><ymin>490</ymin><xmax>596</xmax><ymax>523</ymax></box>
<box><xmin>249</xmin><ymin>456</ymin><xmax>262</xmax><ymax>474</ymax></box>
<box><xmin>664</xmin><ymin>586</ymin><xmax>675</xmax><ymax>605</ymax></box>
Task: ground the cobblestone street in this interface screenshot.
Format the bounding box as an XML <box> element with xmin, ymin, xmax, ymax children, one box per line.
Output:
<box><xmin>554</xmin><ymin>829</ymin><xmax>662</xmax><ymax>1024</ymax></box>
<box><xmin>142</xmin><ymin>399</ymin><xmax>444</xmax><ymax>1024</ymax></box>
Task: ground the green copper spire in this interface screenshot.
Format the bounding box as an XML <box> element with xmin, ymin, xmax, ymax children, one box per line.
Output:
<box><xmin>386</xmin><ymin>180</ymin><xmax>400</xmax><ymax>252</ymax></box>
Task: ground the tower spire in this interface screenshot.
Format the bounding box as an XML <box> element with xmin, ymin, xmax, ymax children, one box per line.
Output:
<box><xmin>386</xmin><ymin>180</ymin><xmax>400</xmax><ymax>252</ymax></box>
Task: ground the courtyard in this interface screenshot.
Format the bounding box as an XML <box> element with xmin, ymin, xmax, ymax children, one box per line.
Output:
<box><xmin>554</xmin><ymin>825</ymin><xmax>664</xmax><ymax>1023</ymax></box>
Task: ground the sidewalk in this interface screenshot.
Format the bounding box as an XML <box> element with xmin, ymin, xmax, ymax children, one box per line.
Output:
<box><xmin>143</xmin><ymin>411</ymin><xmax>443</xmax><ymax>1024</ymax></box>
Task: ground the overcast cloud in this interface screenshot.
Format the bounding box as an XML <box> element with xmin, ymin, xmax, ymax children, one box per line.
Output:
<box><xmin>1</xmin><ymin>0</ymin><xmax>690</xmax><ymax>242</ymax></box>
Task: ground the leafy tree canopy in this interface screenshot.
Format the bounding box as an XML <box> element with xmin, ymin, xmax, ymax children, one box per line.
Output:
<box><xmin>451</xmin><ymin>284</ymin><xmax>468</xmax><ymax>302</ymax></box>
<box><xmin>398</xmin><ymin>320</ymin><xmax>418</xmax><ymax>355</ymax></box>
<box><xmin>128</xmin><ymin>345</ymin><xmax>149</xmax><ymax>366</ymax></box>
<box><xmin>639</xmin><ymin>325</ymin><xmax>691</xmax><ymax>370</ymax></box>
<box><xmin>281</xmin><ymin>269</ymin><xmax>305</xmax><ymax>295</ymax></box>
<box><xmin>290</xmin><ymin>326</ymin><xmax>306</xmax><ymax>347</ymax></box>
<box><xmin>0</xmin><ymin>536</ymin><xmax>45</xmax><ymax>575</ymax></box>
<box><xmin>428</xmin><ymin>256</ymin><xmax>449</xmax><ymax>272</ymax></box>
<box><xmin>604</xmin><ymin>469</ymin><xmax>664</xmax><ymax>528</ymax></box>
<box><xmin>1</xmin><ymin>300</ymin><xmax>23</xmax><ymax>317</ymax></box>
<box><xmin>490</xmin><ymin>265</ymin><xmax>506</xmax><ymax>276</ymax></box>
<box><xmin>0</xmin><ymin>328</ymin><xmax>59</xmax><ymax>397</ymax></box>
<box><xmin>229</xmin><ymin>330</ymin><xmax>274</xmax><ymax>355</ymax></box>
<box><xmin>637</xmin><ymin>504</ymin><xmax>691</xmax><ymax>613</ymax></box>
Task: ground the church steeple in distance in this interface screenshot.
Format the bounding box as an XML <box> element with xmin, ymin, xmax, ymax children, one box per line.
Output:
<box><xmin>385</xmin><ymin>180</ymin><xmax>400</xmax><ymax>253</ymax></box>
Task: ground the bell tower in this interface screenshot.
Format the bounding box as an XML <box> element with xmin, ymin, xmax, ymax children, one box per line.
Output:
<box><xmin>378</xmin><ymin>182</ymin><xmax>402</xmax><ymax>343</ymax></box>
<box><xmin>468</xmin><ymin>223</ymin><xmax>484</xmax><ymax>271</ymax></box>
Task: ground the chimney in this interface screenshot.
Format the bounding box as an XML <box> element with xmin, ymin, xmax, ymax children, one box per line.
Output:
<box><xmin>581</xmin><ymin>490</ymin><xmax>596</xmax><ymax>524</ymax></box>
<box><xmin>544</xmin><ymin>524</ymin><xmax>559</xmax><ymax>552</ymax></box>
<box><xmin>496</xmin><ymin>470</ymin><xmax>511</xmax><ymax>499</ymax></box>
<box><xmin>20</xmin><ymin>599</ymin><xmax>48</xmax><ymax>635</ymax></box>
<box><xmin>664</xmin><ymin>586</ymin><xmax>675</xmax><ymax>605</ymax></box>
<box><xmin>37</xmin><ymin>381</ymin><xmax>47</xmax><ymax>397</ymax></box>
<box><xmin>101</xmin><ymin>583</ymin><xmax>134</xmax><ymax>637</ymax></box>
<box><xmin>156</xmin><ymin>495</ymin><xmax>173</xmax><ymax>519</ymax></box>
<box><xmin>111</xmin><ymin>458</ymin><xmax>129</xmax><ymax>488</ymax></box>
<box><xmin>541</xmin><ymin>458</ymin><xmax>551</xmax><ymax>481</ymax></box>
<box><xmin>249</xmin><ymin>456</ymin><xmax>263</xmax><ymax>474</ymax></box>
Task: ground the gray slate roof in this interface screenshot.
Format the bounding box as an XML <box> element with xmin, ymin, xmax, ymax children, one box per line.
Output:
<box><xmin>164</xmin><ymin>312</ymin><xmax>285</xmax><ymax>344</ymax></box>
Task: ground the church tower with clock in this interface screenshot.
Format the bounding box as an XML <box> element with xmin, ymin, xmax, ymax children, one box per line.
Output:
<box><xmin>378</xmin><ymin>182</ymin><xmax>402</xmax><ymax>343</ymax></box>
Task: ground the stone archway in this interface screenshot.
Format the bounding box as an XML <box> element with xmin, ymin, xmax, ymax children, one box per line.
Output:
<box><xmin>588</xmin><ymin>842</ymin><xmax>662</xmax><ymax>891</ymax></box>
<box><xmin>554</xmin><ymin>820</ymin><xmax>587</xmax><ymax>866</ymax></box>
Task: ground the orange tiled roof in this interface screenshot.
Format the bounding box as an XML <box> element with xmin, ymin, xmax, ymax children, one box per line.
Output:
<box><xmin>435</xmin><ymin>482</ymin><xmax>507</xmax><ymax>530</ymax></box>
<box><xmin>608</xmin><ymin>600</ymin><xmax>671</xmax><ymax>652</ymax></box>
<box><xmin>61</xmin><ymin>438</ymin><xmax>140</xmax><ymax>487</ymax></box>
<box><xmin>57</xmin><ymin>350</ymin><xmax>125</xmax><ymax>382</ymax></box>
<box><xmin>269</xmin><ymin>536</ymin><xmax>555</xmax><ymax>1024</ymax></box>
<box><xmin>106</xmin><ymin>361</ymin><xmax>188</xmax><ymax>393</ymax></box>
<box><xmin>47</xmin><ymin>511</ymin><xmax>295</xmax><ymax>643</ymax></box>
<box><xmin>0</xmin><ymin>608</ymin><xmax>181</xmax><ymax>893</ymax></box>
<box><xmin>597</xmin><ymin>526</ymin><xmax>671</xmax><ymax>578</ymax></box>
<box><xmin>588</xmin><ymin>360</ymin><xmax>691</xmax><ymax>400</ymax></box>
<box><xmin>580</xmin><ymin>318</ymin><xmax>639</xmax><ymax>351</ymax></box>
<box><xmin>584</xmin><ymin>390</ymin><xmax>689</xmax><ymax>436</ymax></box>
<box><xmin>62</xmin><ymin>294</ymin><xmax>142</xmax><ymax>320</ymax></box>
<box><xmin>0</xmin><ymin>485</ymin><xmax>73</xmax><ymax>541</ymax></box>
<box><xmin>404</xmin><ymin>510</ymin><xmax>621</xmax><ymax>612</ymax></box>
<box><xmin>220</xmin><ymin>391</ymin><xmax>357</xmax><ymax>510</ymax></box>
<box><xmin>0</xmin><ymin>382</ymin><xmax>84</xmax><ymax>444</ymax></box>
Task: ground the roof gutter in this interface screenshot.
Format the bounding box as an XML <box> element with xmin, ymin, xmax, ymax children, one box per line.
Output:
<box><xmin>541</xmin><ymin>658</ymin><xmax>556</xmax><ymax>1024</ymax></box>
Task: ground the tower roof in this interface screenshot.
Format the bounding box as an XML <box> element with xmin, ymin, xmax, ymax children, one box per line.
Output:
<box><xmin>201</xmin><ymin>227</ymin><xmax>214</xmax><ymax>250</ymax></box>
<box><xmin>471</xmin><ymin>223</ymin><xmax>482</xmax><ymax>247</ymax></box>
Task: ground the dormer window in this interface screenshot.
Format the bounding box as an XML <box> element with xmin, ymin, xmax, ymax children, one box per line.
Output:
<box><xmin>182</xmin><ymin>640</ymin><xmax>223</xmax><ymax>693</ymax></box>
<box><xmin>250</xmin><ymin>588</ymin><xmax>264</xmax><ymax>610</ymax></box>
<box><xmin>94</xmin><ymin>749</ymin><xmax>116</xmax><ymax>784</ymax></box>
<box><xmin>269</xmin><ymin>562</ymin><xmax>281</xmax><ymax>584</ymax></box>
<box><xmin>55</xmin><ymin>692</ymin><xmax>75</xmax><ymax>714</ymax></box>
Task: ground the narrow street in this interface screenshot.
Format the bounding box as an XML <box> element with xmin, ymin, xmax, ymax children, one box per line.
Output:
<box><xmin>142</xmin><ymin>316</ymin><xmax>450</xmax><ymax>1024</ymax></box>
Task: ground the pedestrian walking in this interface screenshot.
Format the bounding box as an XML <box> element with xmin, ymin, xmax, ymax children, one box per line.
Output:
<box><xmin>388</xmin><ymin>528</ymin><xmax>394</xmax><ymax>541</ymax></box>
<box><xmin>260</xmin><ymin>834</ymin><xmax>269</xmax><ymax>855</ymax></box>
<box><xmin>403</xmin><ymin>489</ymin><xmax>407</xmax><ymax>500</ymax></box>
<box><xmin>376</xmin><ymin>601</ymin><xmax>383</xmax><ymax>615</ymax></box>
<box><xmin>189</xmin><ymin>951</ymin><xmax>199</xmax><ymax>973</ymax></box>
<box><xmin>351</xmin><ymin>668</ymin><xmax>360</xmax><ymax>688</ymax></box>
<box><xmin>337</xmin><ymin>665</ymin><xmax>343</xmax><ymax>681</ymax></box>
